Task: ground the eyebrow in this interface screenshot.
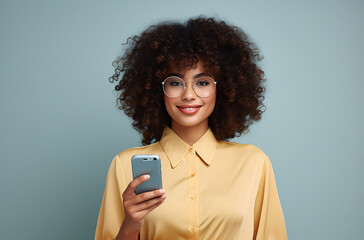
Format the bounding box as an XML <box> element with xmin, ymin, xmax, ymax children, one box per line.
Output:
<box><xmin>168</xmin><ymin>72</ymin><xmax>211</xmax><ymax>79</ymax></box>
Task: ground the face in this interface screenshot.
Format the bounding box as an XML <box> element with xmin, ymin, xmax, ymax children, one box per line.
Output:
<box><xmin>163</xmin><ymin>61</ymin><xmax>216</xmax><ymax>131</ymax></box>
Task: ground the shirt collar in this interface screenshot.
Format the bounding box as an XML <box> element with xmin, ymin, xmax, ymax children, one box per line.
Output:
<box><xmin>159</xmin><ymin>127</ymin><xmax>218</xmax><ymax>168</ymax></box>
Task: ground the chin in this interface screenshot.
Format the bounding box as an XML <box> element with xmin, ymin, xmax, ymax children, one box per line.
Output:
<box><xmin>172</xmin><ymin>117</ymin><xmax>208</xmax><ymax>129</ymax></box>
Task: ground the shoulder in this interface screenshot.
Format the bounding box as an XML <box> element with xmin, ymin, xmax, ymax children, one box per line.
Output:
<box><xmin>217</xmin><ymin>140</ymin><xmax>269</xmax><ymax>165</ymax></box>
<box><xmin>219</xmin><ymin>140</ymin><xmax>267</xmax><ymax>156</ymax></box>
<box><xmin>107</xmin><ymin>142</ymin><xmax>162</xmax><ymax>178</ymax></box>
<box><xmin>114</xmin><ymin>142</ymin><xmax>162</xmax><ymax>164</ymax></box>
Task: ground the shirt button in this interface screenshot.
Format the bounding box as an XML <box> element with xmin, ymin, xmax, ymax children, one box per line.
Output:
<box><xmin>191</xmin><ymin>226</ymin><xmax>195</xmax><ymax>232</ymax></box>
<box><xmin>191</xmin><ymin>172</ymin><xmax>195</xmax><ymax>177</ymax></box>
<box><xmin>188</xmin><ymin>147</ymin><xmax>193</xmax><ymax>152</ymax></box>
<box><xmin>190</xmin><ymin>195</ymin><xmax>195</xmax><ymax>200</ymax></box>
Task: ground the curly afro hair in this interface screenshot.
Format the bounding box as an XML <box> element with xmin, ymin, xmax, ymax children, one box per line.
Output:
<box><xmin>109</xmin><ymin>17</ymin><xmax>266</xmax><ymax>145</ymax></box>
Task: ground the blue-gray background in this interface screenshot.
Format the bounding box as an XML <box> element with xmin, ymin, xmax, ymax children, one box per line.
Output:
<box><xmin>1</xmin><ymin>0</ymin><xmax>363</xmax><ymax>239</ymax></box>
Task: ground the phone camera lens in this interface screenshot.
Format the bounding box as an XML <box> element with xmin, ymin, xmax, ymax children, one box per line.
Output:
<box><xmin>154</xmin><ymin>158</ymin><xmax>156</xmax><ymax>160</ymax></box>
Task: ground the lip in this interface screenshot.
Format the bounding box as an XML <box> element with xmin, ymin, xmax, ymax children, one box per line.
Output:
<box><xmin>177</xmin><ymin>105</ymin><xmax>202</xmax><ymax>115</ymax></box>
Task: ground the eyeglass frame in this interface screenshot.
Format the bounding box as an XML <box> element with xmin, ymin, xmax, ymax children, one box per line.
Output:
<box><xmin>161</xmin><ymin>76</ymin><xmax>217</xmax><ymax>98</ymax></box>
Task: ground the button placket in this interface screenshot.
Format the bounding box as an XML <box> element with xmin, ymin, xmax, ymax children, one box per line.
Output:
<box><xmin>186</xmin><ymin>148</ymin><xmax>199</xmax><ymax>239</ymax></box>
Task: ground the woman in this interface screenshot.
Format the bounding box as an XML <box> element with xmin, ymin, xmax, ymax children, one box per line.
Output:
<box><xmin>95</xmin><ymin>17</ymin><xmax>287</xmax><ymax>240</ymax></box>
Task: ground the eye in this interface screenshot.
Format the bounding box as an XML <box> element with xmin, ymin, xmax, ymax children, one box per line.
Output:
<box><xmin>195</xmin><ymin>79</ymin><xmax>210</xmax><ymax>86</ymax></box>
<box><xmin>168</xmin><ymin>81</ymin><xmax>183</xmax><ymax>87</ymax></box>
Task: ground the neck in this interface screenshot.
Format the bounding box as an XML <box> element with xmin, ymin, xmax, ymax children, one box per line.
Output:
<box><xmin>171</xmin><ymin>121</ymin><xmax>209</xmax><ymax>146</ymax></box>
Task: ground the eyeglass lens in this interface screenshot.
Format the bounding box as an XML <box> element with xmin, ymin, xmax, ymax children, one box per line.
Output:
<box><xmin>163</xmin><ymin>76</ymin><xmax>216</xmax><ymax>98</ymax></box>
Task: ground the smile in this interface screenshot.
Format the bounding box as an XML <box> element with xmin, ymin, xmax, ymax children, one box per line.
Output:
<box><xmin>177</xmin><ymin>105</ymin><xmax>202</xmax><ymax>115</ymax></box>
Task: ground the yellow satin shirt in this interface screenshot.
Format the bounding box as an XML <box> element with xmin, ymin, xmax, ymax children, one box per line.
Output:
<box><xmin>95</xmin><ymin>127</ymin><xmax>287</xmax><ymax>240</ymax></box>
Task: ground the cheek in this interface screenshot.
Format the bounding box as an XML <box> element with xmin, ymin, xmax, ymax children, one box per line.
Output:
<box><xmin>206</xmin><ymin>93</ymin><xmax>217</xmax><ymax>111</ymax></box>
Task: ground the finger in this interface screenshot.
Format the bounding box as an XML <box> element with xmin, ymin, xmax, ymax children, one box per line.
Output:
<box><xmin>136</xmin><ymin>196</ymin><xmax>166</xmax><ymax>218</ymax></box>
<box><xmin>134</xmin><ymin>194</ymin><xmax>166</xmax><ymax>212</ymax></box>
<box><xmin>134</xmin><ymin>189</ymin><xmax>166</xmax><ymax>203</ymax></box>
<box><xmin>123</xmin><ymin>175</ymin><xmax>150</xmax><ymax>199</ymax></box>
<box><xmin>124</xmin><ymin>189</ymin><xmax>165</xmax><ymax>212</ymax></box>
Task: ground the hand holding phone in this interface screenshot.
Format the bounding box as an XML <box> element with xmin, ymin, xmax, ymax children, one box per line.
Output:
<box><xmin>118</xmin><ymin>174</ymin><xmax>166</xmax><ymax>239</ymax></box>
<box><xmin>117</xmin><ymin>155</ymin><xmax>164</xmax><ymax>238</ymax></box>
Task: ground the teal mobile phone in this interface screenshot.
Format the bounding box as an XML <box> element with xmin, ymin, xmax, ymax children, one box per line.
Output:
<box><xmin>131</xmin><ymin>154</ymin><xmax>163</xmax><ymax>194</ymax></box>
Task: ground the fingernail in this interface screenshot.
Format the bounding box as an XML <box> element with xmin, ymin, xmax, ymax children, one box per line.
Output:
<box><xmin>161</xmin><ymin>194</ymin><xmax>167</xmax><ymax>199</ymax></box>
<box><xmin>159</xmin><ymin>189</ymin><xmax>165</xmax><ymax>194</ymax></box>
<box><xmin>144</xmin><ymin>175</ymin><xmax>150</xmax><ymax>179</ymax></box>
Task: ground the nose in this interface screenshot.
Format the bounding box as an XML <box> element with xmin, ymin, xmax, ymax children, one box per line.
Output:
<box><xmin>181</xmin><ymin>80</ymin><xmax>196</xmax><ymax>101</ymax></box>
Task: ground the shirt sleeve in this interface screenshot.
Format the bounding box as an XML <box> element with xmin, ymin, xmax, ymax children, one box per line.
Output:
<box><xmin>254</xmin><ymin>155</ymin><xmax>287</xmax><ymax>240</ymax></box>
<box><xmin>95</xmin><ymin>155</ymin><xmax>126</xmax><ymax>240</ymax></box>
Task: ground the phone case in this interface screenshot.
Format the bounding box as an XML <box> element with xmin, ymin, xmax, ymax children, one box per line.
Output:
<box><xmin>131</xmin><ymin>154</ymin><xmax>163</xmax><ymax>194</ymax></box>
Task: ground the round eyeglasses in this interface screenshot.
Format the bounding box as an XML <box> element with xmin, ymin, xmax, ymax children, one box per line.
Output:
<box><xmin>162</xmin><ymin>76</ymin><xmax>217</xmax><ymax>98</ymax></box>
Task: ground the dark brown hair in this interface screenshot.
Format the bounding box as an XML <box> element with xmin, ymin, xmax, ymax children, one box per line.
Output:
<box><xmin>109</xmin><ymin>17</ymin><xmax>266</xmax><ymax>145</ymax></box>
